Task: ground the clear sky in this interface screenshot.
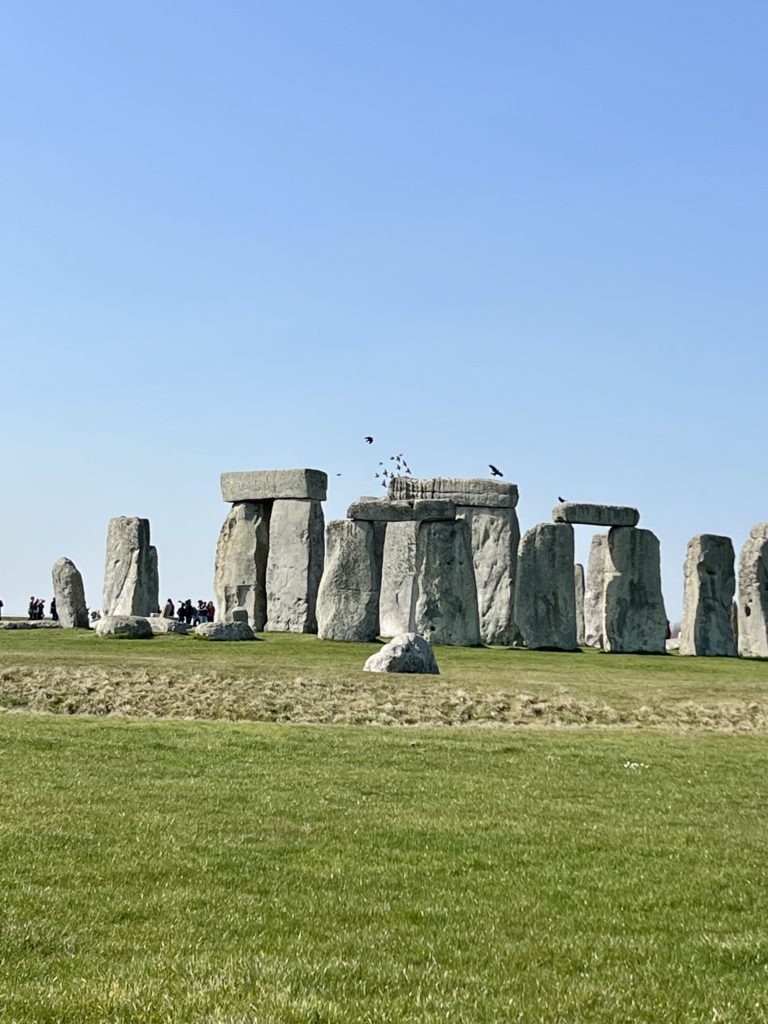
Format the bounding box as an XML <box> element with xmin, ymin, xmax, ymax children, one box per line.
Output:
<box><xmin>1</xmin><ymin>0</ymin><xmax>766</xmax><ymax>621</ymax></box>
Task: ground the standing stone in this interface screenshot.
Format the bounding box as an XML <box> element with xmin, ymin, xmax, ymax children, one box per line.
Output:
<box><xmin>213</xmin><ymin>502</ymin><xmax>270</xmax><ymax>629</ymax></box>
<box><xmin>603</xmin><ymin>527</ymin><xmax>667</xmax><ymax>654</ymax></box>
<box><xmin>731</xmin><ymin>601</ymin><xmax>739</xmax><ymax>648</ymax></box>
<box><xmin>265</xmin><ymin>499</ymin><xmax>325</xmax><ymax>633</ymax></box>
<box><xmin>51</xmin><ymin>557</ymin><xmax>88</xmax><ymax>629</ymax></box>
<box><xmin>317</xmin><ymin>520</ymin><xmax>382</xmax><ymax>641</ymax></box>
<box><xmin>147</xmin><ymin>546</ymin><xmax>159</xmax><ymax>616</ymax></box>
<box><xmin>679</xmin><ymin>534</ymin><xmax>737</xmax><ymax>657</ymax></box>
<box><xmin>574</xmin><ymin>563</ymin><xmax>585</xmax><ymax>646</ymax></box>
<box><xmin>102</xmin><ymin>517</ymin><xmax>157</xmax><ymax>617</ymax></box>
<box><xmin>412</xmin><ymin>520</ymin><xmax>480</xmax><ymax>646</ymax></box>
<box><xmin>456</xmin><ymin>506</ymin><xmax>520</xmax><ymax>645</ymax></box>
<box><xmin>514</xmin><ymin>523</ymin><xmax>577</xmax><ymax>651</ymax></box>
<box><xmin>379</xmin><ymin>521</ymin><xmax>419</xmax><ymax>636</ymax></box>
<box><xmin>737</xmin><ymin>523</ymin><xmax>768</xmax><ymax>659</ymax></box>
<box><xmin>584</xmin><ymin>534</ymin><xmax>609</xmax><ymax>648</ymax></box>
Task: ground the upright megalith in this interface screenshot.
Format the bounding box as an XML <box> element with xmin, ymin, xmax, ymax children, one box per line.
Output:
<box><xmin>574</xmin><ymin>563</ymin><xmax>585</xmax><ymax>646</ymax></box>
<box><xmin>379</xmin><ymin>521</ymin><xmax>419</xmax><ymax>636</ymax></box>
<box><xmin>317</xmin><ymin>520</ymin><xmax>382</xmax><ymax>641</ymax></box>
<box><xmin>51</xmin><ymin>557</ymin><xmax>88</xmax><ymax>628</ymax></box>
<box><xmin>737</xmin><ymin>523</ymin><xmax>768</xmax><ymax>659</ymax></box>
<box><xmin>584</xmin><ymin>533</ymin><xmax>608</xmax><ymax>647</ymax></box>
<box><xmin>679</xmin><ymin>534</ymin><xmax>737</xmax><ymax>657</ymax></box>
<box><xmin>514</xmin><ymin>523</ymin><xmax>577</xmax><ymax>651</ymax></box>
<box><xmin>216</xmin><ymin>468</ymin><xmax>328</xmax><ymax>634</ymax></box>
<box><xmin>265</xmin><ymin>499</ymin><xmax>325</xmax><ymax>632</ymax></box>
<box><xmin>102</xmin><ymin>517</ymin><xmax>158</xmax><ymax>617</ymax></box>
<box><xmin>412</xmin><ymin>520</ymin><xmax>480</xmax><ymax>646</ymax></box>
<box><xmin>456</xmin><ymin>506</ymin><xmax>520</xmax><ymax>646</ymax></box>
<box><xmin>213</xmin><ymin>502</ymin><xmax>270</xmax><ymax>629</ymax></box>
<box><xmin>603</xmin><ymin>527</ymin><xmax>667</xmax><ymax>654</ymax></box>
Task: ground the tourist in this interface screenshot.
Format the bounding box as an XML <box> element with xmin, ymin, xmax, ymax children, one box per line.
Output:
<box><xmin>50</xmin><ymin>598</ymin><xmax>58</xmax><ymax>621</ymax></box>
<box><xmin>163</xmin><ymin>598</ymin><xmax>174</xmax><ymax>618</ymax></box>
<box><xmin>0</xmin><ymin>597</ymin><xmax>3</xmax><ymax>621</ymax></box>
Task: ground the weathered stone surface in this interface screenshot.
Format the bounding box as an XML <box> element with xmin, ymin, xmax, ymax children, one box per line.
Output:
<box><xmin>679</xmin><ymin>535</ymin><xmax>737</xmax><ymax>657</ymax></box>
<box><xmin>737</xmin><ymin>523</ymin><xmax>768</xmax><ymax>659</ymax></box>
<box><xmin>317</xmin><ymin>520</ymin><xmax>382</xmax><ymax>641</ymax></box>
<box><xmin>193</xmin><ymin>620</ymin><xmax>255</xmax><ymax>641</ymax></box>
<box><xmin>0</xmin><ymin>620</ymin><xmax>61</xmax><ymax>630</ymax></box>
<box><xmin>514</xmin><ymin>523</ymin><xmax>577</xmax><ymax>651</ymax></box>
<box><xmin>363</xmin><ymin>633</ymin><xmax>439</xmax><ymax>674</ymax></box>
<box><xmin>347</xmin><ymin>498</ymin><xmax>415</xmax><ymax>522</ymax></box>
<box><xmin>221</xmin><ymin>469</ymin><xmax>327</xmax><ymax>503</ymax></box>
<box><xmin>412</xmin><ymin>520</ymin><xmax>480</xmax><ymax>646</ymax></box>
<box><xmin>584</xmin><ymin>534</ymin><xmax>609</xmax><ymax>647</ymax></box>
<box><xmin>265</xmin><ymin>499</ymin><xmax>325</xmax><ymax>632</ymax></box>
<box><xmin>379</xmin><ymin>521</ymin><xmax>418</xmax><ymax>636</ymax></box>
<box><xmin>574</xmin><ymin>563</ymin><xmax>585</xmax><ymax>646</ymax></box>
<box><xmin>148</xmin><ymin>546</ymin><xmax>159</xmax><ymax>617</ymax></box>
<box><xmin>51</xmin><ymin>557</ymin><xmax>88</xmax><ymax>629</ymax></box>
<box><xmin>389</xmin><ymin>476</ymin><xmax>518</xmax><ymax>509</ymax></box>
<box><xmin>95</xmin><ymin>615</ymin><xmax>153</xmax><ymax>639</ymax></box>
<box><xmin>148</xmin><ymin>616</ymin><xmax>189</xmax><ymax>635</ymax></box>
<box><xmin>603</xmin><ymin>527</ymin><xmax>667</xmax><ymax>654</ymax></box>
<box><xmin>102</xmin><ymin>518</ymin><xmax>157</xmax><ymax>617</ymax></box>
<box><xmin>213</xmin><ymin>502</ymin><xmax>270</xmax><ymax>629</ymax></box>
<box><xmin>456</xmin><ymin>506</ymin><xmax>520</xmax><ymax>646</ymax></box>
<box><xmin>412</xmin><ymin>499</ymin><xmax>456</xmax><ymax>521</ymax></box>
<box><xmin>552</xmin><ymin>503</ymin><xmax>640</xmax><ymax>527</ymax></box>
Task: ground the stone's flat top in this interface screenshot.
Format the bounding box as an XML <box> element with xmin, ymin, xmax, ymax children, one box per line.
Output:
<box><xmin>347</xmin><ymin>497</ymin><xmax>457</xmax><ymax>522</ymax></box>
<box><xmin>388</xmin><ymin>476</ymin><xmax>518</xmax><ymax>509</ymax></box>
<box><xmin>552</xmin><ymin>502</ymin><xmax>640</xmax><ymax>527</ymax></box>
<box><xmin>221</xmin><ymin>468</ymin><xmax>327</xmax><ymax>503</ymax></box>
<box><xmin>347</xmin><ymin>498</ymin><xmax>416</xmax><ymax>522</ymax></box>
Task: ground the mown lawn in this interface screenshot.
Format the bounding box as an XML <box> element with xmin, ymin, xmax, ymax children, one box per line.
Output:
<box><xmin>0</xmin><ymin>716</ymin><xmax>766</xmax><ymax>1023</ymax></box>
<box><xmin>0</xmin><ymin>629</ymin><xmax>767</xmax><ymax>729</ymax></box>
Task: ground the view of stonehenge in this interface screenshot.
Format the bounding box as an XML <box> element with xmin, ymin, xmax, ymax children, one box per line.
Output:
<box><xmin>26</xmin><ymin>467</ymin><xmax>768</xmax><ymax>662</ymax></box>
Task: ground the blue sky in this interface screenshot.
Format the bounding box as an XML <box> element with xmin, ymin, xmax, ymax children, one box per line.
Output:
<box><xmin>1</xmin><ymin>0</ymin><xmax>766</xmax><ymax>619</ymax></box>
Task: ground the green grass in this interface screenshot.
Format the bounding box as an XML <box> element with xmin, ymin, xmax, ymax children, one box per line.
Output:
<box><xmin>1</xmin><ymin>629</ymin><xmax>767</xmax><ymax>729</ymax></box>
<box><xmin>0</xmin><ymin>715</ymin><xmax>766</xmax><ymax>1023</ymax></box>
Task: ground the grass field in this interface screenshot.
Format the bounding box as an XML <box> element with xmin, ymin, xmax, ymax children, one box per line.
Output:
<box><xmin>0</xmin><ymin>629</ymin><xmax>767</xmax><ymax>729</ymax></box>
<box><xmin>1</xmin><ymin>632</ymin><xmax>768</xmax><ymax>1022</ymax></box>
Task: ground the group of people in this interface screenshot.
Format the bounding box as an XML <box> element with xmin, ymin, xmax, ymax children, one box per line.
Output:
<box><xmin>162</xmin><ymin>598</ymin><xmax>215</xmax><ymax>625</ymax></box>
<box><xmin>28</xmin><ymin>597</ymin><xmax>57</xmax><ymax>620</ymax></box>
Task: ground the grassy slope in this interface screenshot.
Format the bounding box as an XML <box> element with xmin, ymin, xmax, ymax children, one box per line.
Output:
<box><xmin>1</xmin><ymin>630</ymin><xmax>767</xmax><ymax>729</ymax></box>
<box><xmin>0</xmin><ymin>715</ymin><xmax>766</xmax><ymax>1023</ymax></box>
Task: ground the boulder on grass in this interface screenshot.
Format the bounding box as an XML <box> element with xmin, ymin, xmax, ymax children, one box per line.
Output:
<box><xmin>363</xmin><ymin>633</ymin><xmax>439</xmax><ymax>675</ymax></box>
<box><xmin>193</xmin><ymin>621</ymin><xmax>255</xmax><ymax>641</ymax></box>
<box><xmin>95</xmin><ymin>615</ymin><xmax>153</xmax><ymax>639</ymax></box>
<box><xmin>148</xmin><ymin>616</ymin><xmax>189</xmax><ymax>635</ymax></box>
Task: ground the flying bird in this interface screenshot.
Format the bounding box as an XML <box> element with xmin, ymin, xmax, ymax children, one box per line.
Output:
<box><xmin>364</xmin><ymin>436</ymin><xmax>374</xmax><ymax>444</ymax></box>
<box><xmin>489</xmin><ymin>464</ymin><xmax>503</xmax><ymax>478</ymax></box>
<box><xmin>558</xmin><ymin>496</ymin><xmax>567</xmax><ymax>503</ymax></box>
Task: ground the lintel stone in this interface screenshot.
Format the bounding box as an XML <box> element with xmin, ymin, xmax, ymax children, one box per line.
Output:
<box><xmin>221</xmin><ymin>469</ymin><xmax>327</xmax><ymax>503</ymax></box>
<box><xmin>552</xmin><ymin>502</ymin><xmax>639</xmax><ymax>528</ymax></box>
<box><xmin>388</xmin><ymin>476</ymin><xmax>518</xmax><ymax>509</ymax></box>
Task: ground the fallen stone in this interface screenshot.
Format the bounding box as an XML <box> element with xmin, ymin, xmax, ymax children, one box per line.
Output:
<box><xmin>317</xmin><ymin>520</ymin><xmax>382</xmax><ymax>641</ymax></box>
<box><xmin>193</xmin><ymin>621</ymin><xmax>255</xmax><ymax>641</ymax></box>
<box><xmin>737</xmin><ymin>523</ymin><xmax>768</xmax><ymax>659</ymax></box>
<box><xmin>221</xmin><ymin>469</ymin><xmax>327</xmax><ymax>503</ymax></box>
<box><xmin>213</xmin><ymin>502</ymin><xmax>270</xmax><ymax>629</ymax></box>
<box><xmin>552</xmin><ymin>503</ymin><xmax>640</xmax><ymax>527</ymax></box>
<box><xmin>363</xmin><ymin>633</ymin><xmax>439</xmax><ymax>674</ymax></box>
<box><xmin>379</xmin><ymin>521</ymin><xmax>419</xmax><ymax>636</ymax></box>
<box><xmin>51</xmin><ymin>557</ymin><xmax>89</xmax><ymax>628</ymax></box>
<box><xmin>265</xmin><ymin>499</ymin><xmax>325</xmax><ymax>633</ymax></box>
<box><xmin>412</xmin><ymin>520</ymin><xmax>480</xmax><ymax>646</ymax></box>
<box><xmin>0</xmin><ymin>620</ymin><xmax>62</xmax><ymax>630</ymax></box>
<box><xmin>603</xmin><ymin>527</ymin><xmax>667</xmax><ymax>654</ymax></box>
<box><xmin>666</xmin><ymin>637</ymin><xmax>681</xmax><ymax>651</ymax></box>
<box><xmin>584</xmin><ymin>534</ymin><xmax>609</xmax><ymax>647</ymax></box>
<box><xmin>388</xmin><ymin>476</ymin><xmax>518</xmax><ymax>509</ymax></box>
<box><xmin>95</xmin><ymin>615</ymin><xmax>153</xmax><ymax>639</ymax></box>
<box><xmin>456</xmin><ymin>506</ymin><xmax>520</xmax><ymax>646</ymax></box>
<box><xmin>514</xmin><ymin>523</ymin><xmax>577</xmax><ymax>650</ymax></box>
<box><xmin>102</xmin><ymin>517</ymin><xmax>157</xmax><ymax>617</ymax></box>
<box><xmin>679</xmin><ymin>534</ymin><xmax>737</xmax><ymax>657</ymax></box>
<box><xmin>148</xmin><ymin>617</ymin><xmax>189</xmax><ymax>635</ymax></box>
<box><xmin>574</xmin><ymin>563</ymin><xmax>585</xmax><ymax>646</ymax></box>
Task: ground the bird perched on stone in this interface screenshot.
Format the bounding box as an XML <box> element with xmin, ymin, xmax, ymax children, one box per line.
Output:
<box><xmin>489</xmin><ymin>464</ymin><xmax>503</xmax><ymax>477</ymax></box>
<box><xmin>364</xmin><ymin>436</ymin><xmax>374</xmax><ymax>444</ymax></box>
